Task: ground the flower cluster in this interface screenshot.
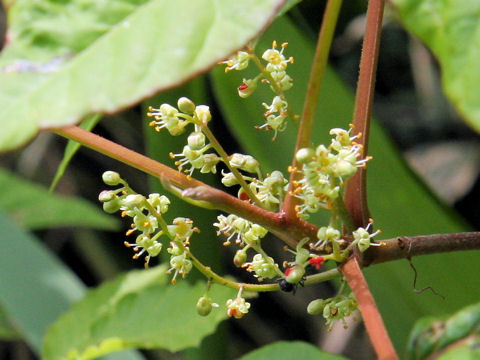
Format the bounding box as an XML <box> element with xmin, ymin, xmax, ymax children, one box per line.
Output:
<box><xmin>147</xmin><ymin>97</ymin><xmax>222</xmax><ymax>177</ymax></box>
<box><xmin>96</xmin><ymin>40</ymin><xmax>386</xmax><ymax>325</ymax></box>
<box><xmin>221</xmin><ymin>41</ymin><xmax>294</xmax><ymax>140</ymax></box>
<box><xmin>98</xmin><ymin>171</ymin><xmax>198</xmax><ymax>283</ymax></box>
<box><xmin>307</xmin><ymin>293</ymin><xmax>358</xmax><ymax>330</ymax></box>
<box><xmin>292</xmin><ymin>126</ymin><xmax>371</xmax><ymax>219</ymax></box>
<box><xmin>245</xmin><ymin>253</ymin><xmax>280</xmax><ymax>281</ymax></box>
<box><xmin>213</xmin><ymin>214</ymin><xmax>268</xmax><ymax>247</ymax></box>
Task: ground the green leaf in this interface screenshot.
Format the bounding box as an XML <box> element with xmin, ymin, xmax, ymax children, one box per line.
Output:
<box><xmin>212</xmin><ymin>16</ymin><xmax>478</xmax><ymax>355</ymax></box>
<box><xmin>43</xmin><ymin>265</ymin><xmax>236</xmax><ymax>360</ymax></box>
<box><xmin>0</xmin><ymin>0</ymin><xmax>285</xmax><ymax>152</ymax></box>
<box><xmin>239</xmin><ymin>341</ymin><xmax>348</xmax><ymax>360</ymax></box>
<box><xmin>390</xmin><ymin>0</ymin><xmax>480</xmax><ymax>132</ymax></box>
<box><xmin>0</xmin><ymin>167</ymin><xmax>119</xmax><ymax>230</ymax></box>
<box><xmin>0</xmin><ymin>209</ymin><xmax>144</xmax><ymax>360</ymax></box>
<box><xmin>407</xmin><ymin>302</ymin><xmax>480</xmax><ymax>360</ymax></box>
<box><xmin>0</xmin><ymin>208</ymin><xmax>85</xmax><ymax>351</ymax></box>
<box><xmin>49</xmin><ymin>114</ymin><xmax>102</xmax><ymax>192</ymax></box>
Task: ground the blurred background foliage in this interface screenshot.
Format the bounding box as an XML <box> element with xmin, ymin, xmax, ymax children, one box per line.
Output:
<box><xmin>0</xmin><ymin>0</ymin><xmax>479</xmax><ymax>359</ymax></box>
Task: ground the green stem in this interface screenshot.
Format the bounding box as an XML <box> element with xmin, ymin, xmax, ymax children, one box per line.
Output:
<box><xmin>332</xmin><ymin>195</ymin><xmax>355</xmax><ymax>233</ymax></box>
<box><xmin>283</xmin><ymin>0</ymin><xmax>344</xmax><ymax>220</ymax></box>
<box><xmin>201</xmin><ymin>126</ymin><xmax>264</xmax><ymax>207</ymax></box>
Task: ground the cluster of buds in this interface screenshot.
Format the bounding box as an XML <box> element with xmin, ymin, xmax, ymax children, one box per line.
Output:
<box><xmin>213</xmin><ymin>214</ymin><xmax>268</xmax><ymax>247</ymax></box>
<box><xmin>169</xmin><ymin>131</ymin><xmax>220</xmax><ymax>176</ymax></box>
<box><xmin>307</xmin><ymin>293</ymin><xmax>358</xmax><ymax>330</ymax></box>
<box><xmin>147</xmin><ymin>98</ymin><xmax>221</xmax><ymax>176</ymax></box>
<box><xmin>222</xmin><ymin>167</ymin><xmax>288</xmax><ymax>211</ymax></box>
<box><xmin>244</xmin><ymin>253</ymin><xmax>280</xmax><ymax>281</ymax></box>
<box><xmin>221</xmin><ymin>41</ymin><xmax>294</xmax><ymax>140</ymax></box>
<box><xmin>98</xmin><ymin>171</ymin><xmax>198</xmax><ymax>283</ymax></box>
<box><xmin>292</xmin><ymin>126</ymin><xmax>371</xmax><ymax>219</ymax></box>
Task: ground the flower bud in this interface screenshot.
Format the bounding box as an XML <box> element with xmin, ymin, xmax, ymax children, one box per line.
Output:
<box><xmin>177</xmin><ymin>97</ymin><xmax>196</xmax><ymax>114</ymax></box>
<box><xmin>237</xmin><ymin>78</ymin><xmax>258</xmax><ymax>98</ymax></box>
<box><xmin>196</xmin><ymin>296</ymin><xmax>213</xmax><ymax>316</ymax></box>
<box><xmin>194</xmin><ymin>105</ymin><xmax>211</xmax><ymax>124</ymax></box>
<box><xmin>103</xmin><ymin>199</ymin><xmax>121</xmax><ymax>214</ymax></box>
<box><xmin>122</xmin><ymin>194</ymin><xmax>145</xmax><ymax>208</ymax></box>
<box><xmin>102</xmin><ymin>171</ymin><xmax>121</xmax><ymax>186</ymax></box>
<box><xmin>233</xmin><ymin>250</ymin><xmax>248</xmax><ymax>267</ymax></box>
<box><xmin>296</xmin><ymin>148</ymin><xmax>315</xmax><ymax>164</ymax></box>
<box><xmin>229</xmin><ymin>153</ymin><xmax>259</xmax><ymax>174</ymax></box>
<box><xmin>98</xmin><ymin>190</ymin><xmax>116</xmax><ymax>203</ymax></box>
<box><xmin>307</xmin><ymin>299</ymin><xmax>327</xmax><ymax>315</ymax></box>
<box><xmin>221</xmin><ymin>171</ymin><xmax>239</xmax><ymax>187</ymax></box>
<box><xmin>285</xmin><ymin>264</ymin><xmax>305</xmax><ymax>284</ymax></box>
<box><xmin>187</xmin><ymin>132</ymin><xmax>206</xmax><ymax>150</ymax></box>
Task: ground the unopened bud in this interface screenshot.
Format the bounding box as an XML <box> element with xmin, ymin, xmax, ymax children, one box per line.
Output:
<box><xmin>187</xmin><ymin>132</ymin><xmax>206</xmax><ymax>150</ymax></box>
<box><xmin>238</xmin><ymin>78</ymin><xmax>258</xmax><ymax>98</ymax></box>
<box><xmin>285</xmin><ymin>264</ymin><xmax>305</xmax><ymax>284</ymax></box>
<box><xmin>177</xmin><ymin>97</ymin><xmax>196</xmax><ymax>114</ymax></box>
<box><xmin>194</xmin><ymin>105</ymin><xmax>211</xmax><ymax>124</ymax></box>
<box><xmin>233</xmin><ymin>250</ymin><xmax>247</xmax><ymax>267</ymax></box>
<box><xmin>196</xmin><ymin>296</ymin><xmax>213</xmax><ymax>316</ymax></box>
<box><xmin>307</xmin><ymin>299</ymin><xmax>327</xmax><ymax>315</ymax></box>
<box><xmin>102</xmin><ymin>171</ymin><xmax>121</xmax><ymax>186</ymax></box>
<box><xmin>296</xmin><ymin>148</ymin><xmax>315</xmax><ymax>164</ymax></box>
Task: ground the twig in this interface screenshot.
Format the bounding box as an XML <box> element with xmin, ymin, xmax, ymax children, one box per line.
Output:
<box><xmin>341</xmin><ymin>257</ymin><xmax>398</xmax><ymax>360</ymax></box>
<box><xmin>363</xmin><ymin>232</ymin><xmax>480</xmax><ymax>266</ymax></box>
<box><xmin>52</xmin><ymin>125</ymin><xmax>317</xmax><ymax>247</ymax></box>
<box><xmin>283</xmin><ymin>0</ymin><xmax>344</xmax><ymax>221</ymax></box>
<box><xmin>344</xmin><ymin>0</ymin><xmax>385</xmax><ymax>228</ymax></box>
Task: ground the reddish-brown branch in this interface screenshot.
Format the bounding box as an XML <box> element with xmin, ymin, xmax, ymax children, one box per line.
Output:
<box><xmin>363</xmin><ymin>232</ymin><xmax>480</xmax><ymax>266</ymax></box>
<box><xmin>52</xmin><ymin>126</ymin><xmax>318</xmax><ymax>247</ymax></box>
<box><xmin>341</xmin><ymin>257</ymin><xmax>398</xmax><ymax>360</ymax></box>
<box><xmin>341</xmin><ymin>0</ymin><xmax>391</xmax><ymax>357</ymax></box>
<box><xmin>344</xmin><ymin>0</ymin><xmax>385</xmax><ymax>228</ymax></box>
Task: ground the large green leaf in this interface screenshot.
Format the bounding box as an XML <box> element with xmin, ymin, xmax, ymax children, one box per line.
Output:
<box><xmin>0</xmin><ymin>167</ymin><xmax>118</xmax><ymax>230</ymax></box>
<box><xmin>211</xmin><ymin>17</ymin><xmax>478</xmax><ymax>354</ymax></box>
<box><xmin>0</xmin><ymin>208</ymin><xmax>85</xmax><ymax>350</ymax></box>
<box><xmin>0</xmin><ymin>0</ymin><xmax>284</xmax><ymax>152</ymax></box>
<box><xmin>239</xmin><ymin>341</ymin><xmax>348</xmax><ymax>360</ymax></box>
<box><xmin>43</xmin><ymin>265</ymin><xmax>236</xmax><ymax>360</ymax></box>
<box><xmin>0</xmin><ymin>209</ymin><xmax>143</xmax><ymax>360</ymax></box>
<box><xmin>390</xmin><ymin>0</ymin><xmax>480</xmax><ymax>132</ymax></box>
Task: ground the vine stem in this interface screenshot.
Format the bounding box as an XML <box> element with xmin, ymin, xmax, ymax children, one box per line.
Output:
<box><xmin>52</xmin><ymin>125</ymin><xmax>318</xmax><ymax>247</ymax></box>
<box><xmin>283</xmin><ymin>0</ymin><xmax>344</xmax><ymax>221</ymax></box>
<box><xmin>341</xmin><ymin>257</ymin><xmax>398</xmax><ymax>360</ymax></box>
<box><xmin>344</xmin><ymin>0</ymin><xmax>385</xmax><ymax>228</ymax></box>
<box><xmin>200</xmin><ymin>125</ymin><xmax>263</xmax><ymax>207</ymax></box>
<box><xmin>340</xmin><ymin>0</ymin><xmax>395</xmax><ymax>358</ymax></box>
<box><xmin>52</xmin><ymin>126</ymin><xmax>480</xmax><ymax>258</ymax></box>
